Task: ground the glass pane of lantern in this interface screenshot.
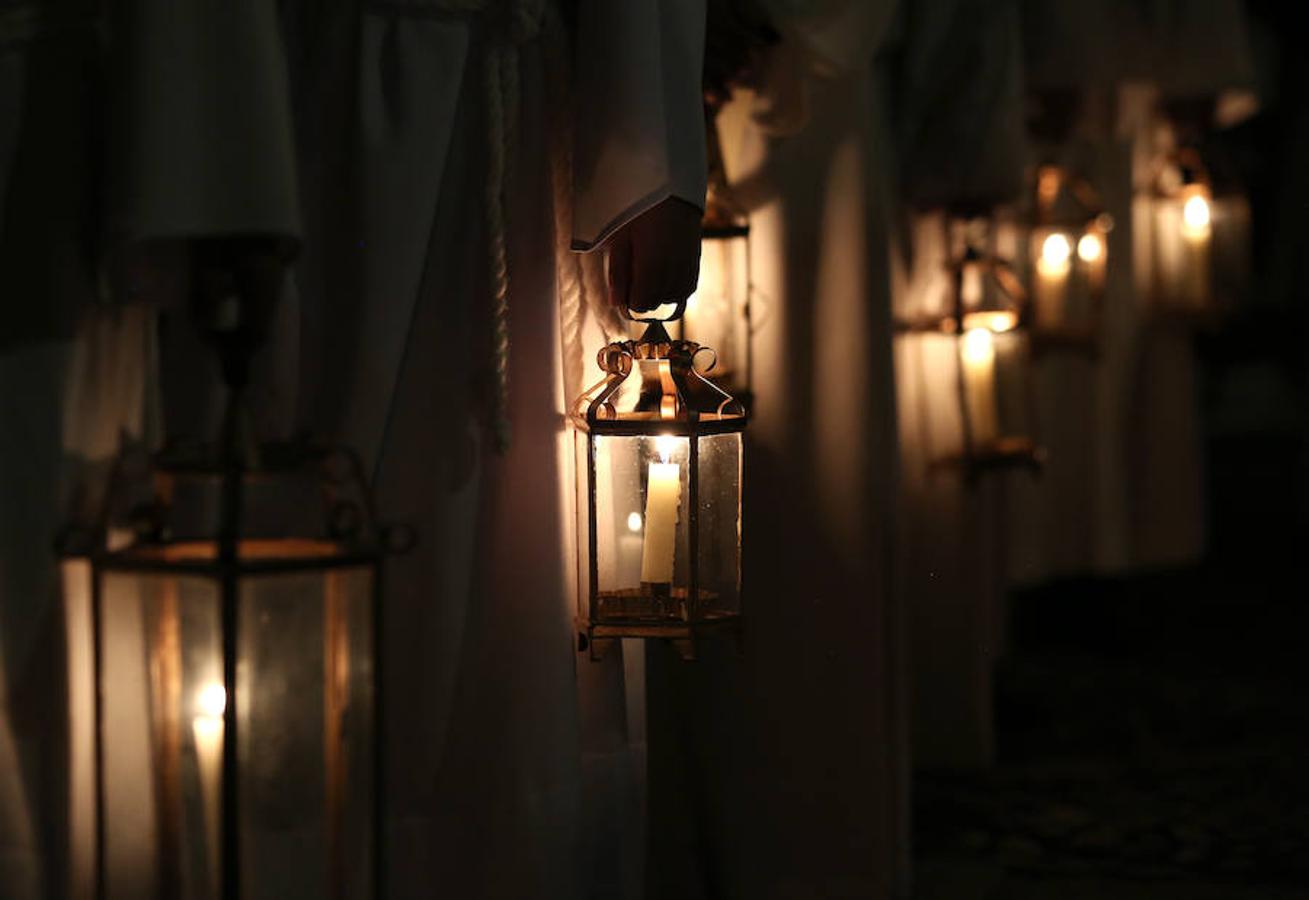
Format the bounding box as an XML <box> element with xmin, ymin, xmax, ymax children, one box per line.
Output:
<box><xmin>993</xmin><ymin>331</ymin><xmax>1035</xmax><ymax>444</ymax></box>
<box><xmin>1211</xmin><ymin>194</ymin><xmax>1251</xmax><ymax>308</ymax></box>
<box><xmin>98</xmin><ymin>561</ymin><xmax>375</xmax><ymax>900</ymax></box>
<box><xmin>99</xmin><ymin>571</ymin><xmax>222</xmax><ymax>900</ymax></box>
<box><xmin>240</xmin><ymin>566</ymin><xmax>374</xmax><ymax>900</ymax></box>
<box><xmin>957</xmin><ymin>328</ymin><xmax>1035</xmax><ymax>454</ymax></box>
<box><xmin>591</xmin><ymin>433</ymin><xmax>691</xmax><ymax>621</ymax></box>
<box><xmin>694</xmin><ymin>432</ymin><xmax>742</xmax><ymax>622</ymax></box>
<box><xmin>682</xmin><ymin>235</ymin><xmax>749</xmax><ymax>382</ymax></box>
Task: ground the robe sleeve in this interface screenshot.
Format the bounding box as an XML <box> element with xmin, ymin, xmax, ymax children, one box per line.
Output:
<box><xmin>570</xmin><ymin>0</ymin><xmax>708</xmax><ymax>252</ymax></box>
<box><xmin>111</xmin><ymin>0</ymin><xmax>300</xmax><ymax>247</ymax></box>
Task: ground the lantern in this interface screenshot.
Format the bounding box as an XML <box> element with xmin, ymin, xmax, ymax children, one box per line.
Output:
<box><xmin>65</xmin><ymin>271</ymin><xmax>395</xmax><ymax>899</ymax></box>
<box><xmin>1026</xmin><ymin>164</ymin><xmax>1112</xmax><ymax>353</ymax></box>
<box><xmin>898</xmin><ymin>214</ymin><xmax>1043</xmax><ymax>481</ymax></box>
<box><xmin>571</xmin><ymin>315</ymin><xmax>746</xmax><ymax>661</ymax></box>
<box><xmin>1141</xmin><ymin>146</ymin><xmax>1250</xmax><ymax>320</ymax></box>
<box><xmin>76</xmin><ymin>432</ymin><xmax>388</xmax><ymax>900</ymax></box>
<box><xmin>679</xmin><ymin>106</ymin><xmax>753</xmax><ymax>398</ymax></box>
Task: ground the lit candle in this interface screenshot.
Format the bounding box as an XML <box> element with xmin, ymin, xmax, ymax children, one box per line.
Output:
<box><xmin>1179</xmin><ymin>188</ymin><xmax>1211</xmax><ymax>306</ymax></box>
<box><xmin>193</xmin><ymin>681</ymin><xmax>225</xmax><ymax>890</ymax></box>
<box><xmin>1034</xmin><ymin>232</ymin><xmax>1071</xmax><ymax>327</ymax></box>
<box><xmin>640</xmin><ymin>436</ymin><xmax>681</xmax><ymax>587</ymax></box>
<box><xmin>961</xmin><ymin>328</ymin><xmax>999</xmax><ymax>447</ymax></box>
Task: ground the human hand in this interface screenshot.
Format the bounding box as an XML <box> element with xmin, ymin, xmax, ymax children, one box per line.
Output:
<box><xmin>606</xmin><ymin>196</ymin><xmax>703</xmax><ymax>315</ymax></box>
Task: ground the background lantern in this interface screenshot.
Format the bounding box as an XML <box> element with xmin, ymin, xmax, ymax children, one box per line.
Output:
<box><xmin>1138</xmin><ymin>144</ymin><xmax>1252</xmax><ymax>321</ymax></box>
<box><xmin>68</xmin><ymin>270</ymin><xmax>392</xmax><ymax>900</ymax></box>
<box><xmin>678</xmin><ymin>106</ymin><xmax>753</xmax><ymax>399</ymax></box>
<box><xmin>897</xmin><ymin>214</ymin><xmax>1044</xmax><ymax>481</ymax></box>
<box><xmin>1025</xmin><ymin>164</ymin><xmax>1112</xmax><ymax>353</ymax></box>
<box><xmin>571</xmin><ymin>315</ymin><xmax>746</xmax><ymax>661</ymax></box>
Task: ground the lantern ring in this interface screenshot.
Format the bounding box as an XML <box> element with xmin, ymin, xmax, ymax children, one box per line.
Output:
<box><xmin>691</xmin><ymin>345</ymin><xmax>718</xmax><ymax>374</ymax></box>
<box><xmin>596</xmin><ymin>345</ymin><xmax>634</xmax><ymax>377</ymax></box>
<box><xmin>381</xmin><ymin>523</ymin><xmax>417</xmax><ymax>555</ymax></box>
<box><xmin>328</xmin><ymin>500</ymin><xmax>363</xmax><ymax>539</ymax></box>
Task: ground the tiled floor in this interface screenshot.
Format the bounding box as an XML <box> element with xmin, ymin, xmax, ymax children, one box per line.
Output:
<box><xmin>914</xmin><ymin>568</ymin><xmax>1309</xmax><ymax>899</ymax></box>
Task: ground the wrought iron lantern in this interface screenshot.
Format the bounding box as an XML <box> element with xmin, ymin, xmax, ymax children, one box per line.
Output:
<box><xmin>67</xmin><ymin>272</ymin><xmax>394</xmax><ymax>899</ymax></box>
<box><xmin>679</xmin><ymin>107</ymin><xmax>753</xmax><ymax>398</ymax></box>
<box><xmin>899</xmin><ymin>214</ymin><xmax>1043</xmax><ymax>481</ymax></box>
<box><xmin>1026</xmin><ymin>164</ymin><xmax>1112</xmax><ymax>353</ymax></box>
<box><xmin>571</xmin><ymin>311</ymin><xmax>746</xmax><ymax>661</ymax></box>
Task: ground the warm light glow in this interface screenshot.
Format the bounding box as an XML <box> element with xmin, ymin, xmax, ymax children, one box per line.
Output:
<box><xmin>655</xmin><ymin>434</ymin><xmax>677</xmax><ymax>464</ymax></box>
<box><xmin>627</xmin><ymin>512</ymin><xmax>643</xmax><ymax>533</ymax></box>
<box><xmin>1041</xmin><ymin>232</ymin><xmax>1072</xmax><ymax>268</ymax></box>
<box><xmin>961</xmin><ymin>328</ymin><xmax>996</xmax><ymax>366</ymax></box>
<box><xmin>960</xmin><ymin>310</ymin><xmax>1018</xmax><ymax>334</ymax></box>
<box><xmin>197</xmin><ymin>682</ymin><xmax>227</xmax><ymax>719</ymax></box>
<box><xmin>1076</xmin><ymin>232</ymin><xmax>1104</xmax><ymax>263</ymax></box>
<box><xmin>1181</xmin><ymin>192</ymin><xmax>1211</xmax><ymax>237</ymax></box>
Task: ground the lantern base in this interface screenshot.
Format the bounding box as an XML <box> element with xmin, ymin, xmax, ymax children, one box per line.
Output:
<box><xmin>1030</xmin><ymin>324</ymin><xmax>1101</xmax><ymax>358</ymax></box>
<box><xmin>931</xmin><ymin>436</ymin><xmax>1046</xmax><ymax>484</ymax></box>
<box><xmin>596</xmin><ymin>585</ymin><xmax>731</xmax><ymax>622</ymax></box>
<box><xmin>578</xmin><ymin>598</ymin><xmax>741</xmax><ymax>661</ymax></box>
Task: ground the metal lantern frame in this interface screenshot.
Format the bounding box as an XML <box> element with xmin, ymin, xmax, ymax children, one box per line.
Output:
<box><xmin>1026</xmin><ymin>163</ymin><xmax>1113</xmax><ymax>357</ymax></box>
<box><xmin>570</xmin><ymin>320</ymin><xmax>747</xmax><ymax>661</ymax></box>
<box><xmin>80</xmin><ymin>428</ymin><xmax>391</xmax><ymax>900</ymax></box>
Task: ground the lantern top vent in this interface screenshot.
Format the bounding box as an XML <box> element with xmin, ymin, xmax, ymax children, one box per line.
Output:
<box><xmin>571</xmin><ymin>322</ymin><xmax>747</xmax><ymax>433</ymax></box>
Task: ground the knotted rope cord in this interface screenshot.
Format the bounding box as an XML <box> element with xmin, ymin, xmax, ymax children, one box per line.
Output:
<box><xmin>424</xmin><ymin>0</ymin><xmax>544</xmax><ymax>450</ymax></box>
<box><xmin>417</xmin><ymin>0</ymin><xmax>616</xmax><ymax>443</ymax></box>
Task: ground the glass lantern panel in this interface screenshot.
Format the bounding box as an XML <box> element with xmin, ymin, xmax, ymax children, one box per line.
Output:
<box><xmin>591</xmin><ymin>433</ymin><xmax>692</xmax><ymax>622</ymax></box>
<box><xmin>1210</xmin><ymin>194</ymin><xmax>1251</xmax><ymax>309</ymax></box>
<box><xmin>1028</xmin><ymin>225</ymin><xmax>1104</xmax><ymax>330</ymax></box>
<box><xmin>99</xmin><ymin>571</ymin><xmax>222</xmax><ymax>900</ymax></box>
<box><xmin>694</xmin><ymin>432</ymin><xmax>743</xmax><ymax>622</ymax></box>
<box><xmin>97</xmin><ymin>564</ymin><xmax>375</xmax><ymax>900</ymax></box>
<box><xmin>239</xmin><ymin>565</ymin><xmax>374</xmax><ymax>900</ymax></box>
<box><xmin>682</xmin><ymin>235</ymin><xmax>749</xmax><ymax>383</ymax></box>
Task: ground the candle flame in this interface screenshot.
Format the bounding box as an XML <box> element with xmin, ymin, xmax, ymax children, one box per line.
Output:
<box><xmin>1076</xmin><ymin>232</ymin><xmax>1104</xmax><ymax>263</ymax></box>
<box><xmin>1040</xmin><ymin>233</ymin><xmax>1072</xmax><ymax>268</ymax></box>
<box><xmin>627</xmin><ymin>512</ymin><xmax>643</xmax><ymax>533</ymax></box>
<box><xmin>1182</xmin><ymin>193</ymin><xmax>1211</xmax><ymax>234</ymax></box>
<box><xmin>961</xmin><ymin>328</ymin><xmax>996</xmax><ymax>366</ymax></box>
<box><xmin>655</xmin><ymin>434</ymin><xmax>677</xmax><ymax>464</ymax></box>
<box><xmin>198</xmin><ymin>682</ymin><xmax>227</xmax><ymax>719</ymax></box>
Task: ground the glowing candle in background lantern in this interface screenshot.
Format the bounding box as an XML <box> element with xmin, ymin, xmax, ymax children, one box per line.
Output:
<box><xmin>1179</xmin><ymin>186</ymin><xmax>1212</xmax><ymax>306</ymax></box>
<box><xmin>193</xmin><ymin>681</ymin><xmax>225</xmax><ymax>893</ymax></box>
<box><xmin>640</xmin><ymin>435</ymin><xmax>682</xmax><ymax>588</ymax></box>
<box><xmin>961</xmin><ymin>328</ymin><xmax>999</xmax><ymax>447</ymax></box>
<box><xmin>1034</xmin><ymin>231</ymin><xmax>1072</xmax><ymax>326</ymax></box>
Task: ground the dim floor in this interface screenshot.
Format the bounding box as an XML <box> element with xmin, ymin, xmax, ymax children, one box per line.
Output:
<box><xmin>913</xmin><ymin>566</ymin><xmax>1309</xmax><ymax>900</ymax></box>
